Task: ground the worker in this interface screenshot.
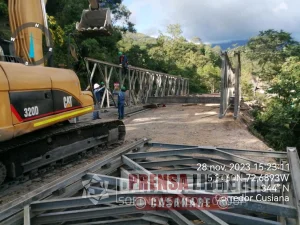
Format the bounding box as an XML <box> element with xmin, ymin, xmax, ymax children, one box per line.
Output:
<box><xmin>99</xmin><ymin>82</ymin><xmax>106</xmax><ymax>107</ymax></box>
<box><xmin>118</xmin><ymin>51</ymin><xmax>128</xmax><ymax>76</ymax></box>
<box><xmin>113</xmin><ymin>86</ymin><xmax>126</xmax><ymax>120</ymax></box>
<box><xmin>93</xmin><ymin>83</ymin><xmax>105</xmax><ymax>120</ymax></box>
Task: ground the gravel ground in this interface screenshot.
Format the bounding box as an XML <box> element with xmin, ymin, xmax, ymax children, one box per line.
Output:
<box><xmin>124</xmin><ymin>104</ymin><xmax>269</xmax><ymax>151</ymax></box>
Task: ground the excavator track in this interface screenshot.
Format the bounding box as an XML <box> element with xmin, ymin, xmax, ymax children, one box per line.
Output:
<box><xmin>0</xmin><ymin>119</ymin><xmax>125</xmax><ymax>185</ymax></box>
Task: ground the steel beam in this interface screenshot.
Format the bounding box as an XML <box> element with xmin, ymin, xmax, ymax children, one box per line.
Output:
<box><xmin>83</xmin><ymin>173</ymin><xmax>129</xmax><ymax>187</ymax></box>
<box><xmin>168</xmin><ymin>211</ymin><xmax>194</xmax><ymax>225</ymax></box>
<box><xmin>210</xmin><ymin>210</ymin><xmax>282</xmax><ymax>225</ymax></box>
<box><xmin>125</xmin><ymin>148</ymin><xmax>200</xmax><ymax>159</ymax></box>
<box><xmin>138</xmin><ymin>158</ymin><xmax>199</xmax><ymax>168</ymax></box>
<box><xmin>73</xmin><ymin>218</ymin><xmax>150</xmax><ymax>225</ymax></box>
<box><xmin>0</xmin><ymin>138</ymin><xmax>149</xmax><ymax>222</ymax></box>
<box><xmin>142</xmin><ymin>215</ymin><xmax>169</xmax><ymax>225</ymax></box>
<box><xmin>233</xmin><ymin>51</ymin><xmax>241</xmax><ymax>119</ymax></box>
<box><xmin>287</xmin><ymin>147</ymin><xmax>300</xmax><ymax>223</ymax></box>
<box><xmin>219</xmin><ymin>51</ymin><xmax>236</xmax><ymax>119</ymax></box>
<box><xmin>219</xmin><ymin>52</ymin><xmax>230</xmax><ymax>119</ymax></box>
<box><xmin>32</xmin><ymin>205</ymin><xmax>139</xmax><ymax>224</ymax></box>
<box><xmin>147</xmin><ymin>143</ymin><xmax>287</xmax><ymax>158</ymax></box>
<box><xmin>232</xmin><ymin>200</ymin><xmax>297</xmax><ymax>218</ymax></box>
<box><xmin>23</xmin><ymin>206</ymin><xmax>30</xmax><ymax>225</ymax></box>
<box><xmin>188</xmin><ymin>210</ymin><xmax>229</xmax><ymax>225</ymax></box>
<box><xmin>122</xmin><ymin>155</ymin><xmax>151</xmax><ymax>175</ymax></box>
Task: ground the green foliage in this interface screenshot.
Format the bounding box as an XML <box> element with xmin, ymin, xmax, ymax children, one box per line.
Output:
<box><xmin>166</xmin><ymin>24</ymin><xmax>182</xmax><ymax>39</ymax></box>
<box><xmin>253</xmin><ymin>98</ymin><xmax>299</xmax><ymax>150</ymax></box>
<box><xmin>117</xmin><ymin>24</ymin><xmax>222</xmax><ymax>93</ymax></box>
<box><xmin>48</xmin><ymin>16</ymin><xmax>65</xmax><ymax>47</ymax></box>
<box><xmin>241</xmin><ymin>29</ymin><xmax>300</xmax><ymax>151</ymax></box>
<box><xmin>0</xmin><ymin>1</ymin><xmax>8</xmax><ymax>18</ymax></box>
<box><xmin>247</xmin><ymin>29</ymin><xmax>298</xmax><ymax>81</ymax></box>
<box><xmin>241</xmin><ymin>80</ymin><xmax>254</xmax><ymax>101</ymax></box>
<box><xmin>197</xmin><ymin>63</ymin><xmax>221</xmax><ymax>93</ymax></box>
<box><xmin>0</xmin><ymin>0</ymin><xmax>10</xmax><ymax>39</ymax></box>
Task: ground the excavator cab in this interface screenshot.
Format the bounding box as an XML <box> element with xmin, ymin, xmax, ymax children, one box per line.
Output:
<box><xmin>0</xmin><ymin>38</ymin><xmax>25</xmax><ymax>63</ymax></box>
<box><xmin>76</xmin><ymin>0</ymin><xmax>113</xmax><ymax>36</ymax></box>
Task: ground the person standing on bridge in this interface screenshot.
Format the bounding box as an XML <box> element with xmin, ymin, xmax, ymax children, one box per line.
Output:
<box><xmin>113</xmin><ymin>86</ymin><xmax>126</xmax><ymax>120</ymax></box>
<box><xmin>92</xmin><ymin>83</ymin><xmax>105</xmax><ymax>120</ymax></box>
<box><xmin>99</xmin><ymin>81</ymin><xmax>106</xmax><ymax>106</ymax></box>
<box><xmin>118</xmin><ymin>51</ymin><xmax>128</xmax><ymax>76</ymax></box>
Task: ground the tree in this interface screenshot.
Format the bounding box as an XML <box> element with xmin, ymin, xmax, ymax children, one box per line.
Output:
<box><xmin>166</xmin><ymin>24</ymin><xmax>183</xmax><ymax>40</ymax></box>
<box><xmin>197</xmin><ymin>63</ymin><xmax>221</xmax><ymax>93</ymax></box>
<box><xmin>247</xmin><ymin>29</ymin><xmax>298</xmax><ymax>81</ymax></box>
<box><xmin>117</xmin><ymin>24</ymin><xmax>222</xmax><ymax>93</ymax></box>
<box><xmin>191</xmin><ymin>37</ymin><xmax>202</xmax><ymax>44</ymax></box>
<box><xmin>243</xmin><ymin>30</ymin><xmax>300</xmax><ymax>151</ymax></box>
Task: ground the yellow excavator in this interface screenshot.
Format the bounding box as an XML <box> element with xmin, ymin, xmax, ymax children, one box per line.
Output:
<box><xmin>0</xmin><ymin>0</ymin><xmax>125</xmax><ymax>185</ymax></box>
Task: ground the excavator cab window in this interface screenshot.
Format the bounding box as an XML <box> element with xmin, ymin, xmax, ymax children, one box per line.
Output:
<box><xmin>0</xmin><ymin>38</ymin><xmax>25</xmax><ymax>64</ymax></box>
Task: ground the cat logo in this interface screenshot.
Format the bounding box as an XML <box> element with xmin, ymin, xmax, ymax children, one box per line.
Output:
<box><xmin>63</xmin><ymin>96</ymin><xmax>73</xmax><ymax>108</ymax></box>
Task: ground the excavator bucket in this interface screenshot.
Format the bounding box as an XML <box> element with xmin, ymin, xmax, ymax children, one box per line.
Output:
<box><xmin>76</xmin><ymin>0</ymin><xmax>113</xmax><ymax>36</ymax></box>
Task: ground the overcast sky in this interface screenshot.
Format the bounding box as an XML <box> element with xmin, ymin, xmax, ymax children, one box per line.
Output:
<box><xmin>123</xmin><ymin>0</ymin><xmax>300</xmax><ymax>43</ymax></box>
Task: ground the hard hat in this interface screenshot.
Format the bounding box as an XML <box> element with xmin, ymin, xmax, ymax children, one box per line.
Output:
<box><xmin>121</xmin><ymin>86</ymin><xmax>126</xmax><ymax>91</ymax></box>
<box><xmin>94</xmin><ymin>83</ymin><xmax>100</xmax><ymax>89</ymax></box>
<box><xmin>100</xmin><ymin>82</ymin><xmax>105</xmax><ymax>85</ymax></box>
<box><xmin>118</xmin><ymin>51</ymin><xmax>123</xmax><ymax>56</ymax></box>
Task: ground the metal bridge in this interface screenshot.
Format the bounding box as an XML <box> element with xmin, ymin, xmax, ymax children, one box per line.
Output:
<box><xmin>85</xmin><ymin>57</ymin><xmax>189</xmax><ymax>108</ymax></box>
<box><xmin>85</xmin><ymin>52</ymin><xmax>241</xmax><ymax>120</ymax></box>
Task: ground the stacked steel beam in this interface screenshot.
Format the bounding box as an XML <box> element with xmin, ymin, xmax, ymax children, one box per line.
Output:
<box><xmin>0</xmin><ymin>140</ymin><xmax>299</xmax><ymax>225</ymax></box>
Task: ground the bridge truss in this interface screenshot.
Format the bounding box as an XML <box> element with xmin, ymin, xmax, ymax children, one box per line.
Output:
<box><xmin>85</xmin><ymin>58</ymin><xmax>189</xmax><ymax>108</ymax></box>
<box><xmin>219</xmin><ymin>51</ymin><xmax>241</xmax><ymax>119</ymax></box>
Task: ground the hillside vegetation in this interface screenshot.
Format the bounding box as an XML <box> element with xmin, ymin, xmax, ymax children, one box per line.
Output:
<box><xmin>231</xmin><ymin>30</ymin><xmax>300</xmax><ymax>151</ymax></box>
<box><xmin>118</xmin><ymin>24</ymin><xmax>222</xmax><ymax>93</ymax></box>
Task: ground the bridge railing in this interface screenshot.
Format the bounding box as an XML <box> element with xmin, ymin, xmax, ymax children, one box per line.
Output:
<box><xmin>84</xmin><ymin>57</ymin><xmax>189</xmax><ymax>108</ymax></box>
<box><xmin>219</xmin><ymin>51</ymin><xmax>241</xmax><ymax>119</ymax></box>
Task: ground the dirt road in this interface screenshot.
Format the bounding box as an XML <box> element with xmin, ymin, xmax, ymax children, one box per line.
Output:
<box><xmin>124</xmin><ymin>104</ymin><xmax>269</xmax><ymax>151</ymax></box>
